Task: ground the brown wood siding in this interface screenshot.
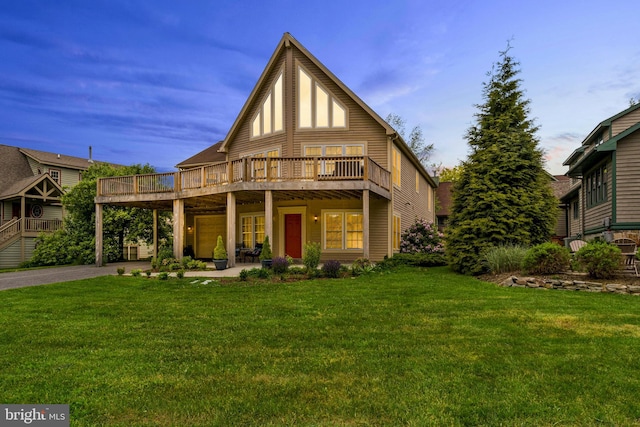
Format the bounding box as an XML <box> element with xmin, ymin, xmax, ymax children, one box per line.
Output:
<box><xmin>227</xmin><ymin>51</ymin><xmax>288</xmax><ymax>160</ymax></box>
<box><xmin>567</xmin><ymin>195</ymin><xmax>582</xmax><ymax>236</ymax></box>
<box><xmin>583</xmin><ymin>161</ymin><xmax>612</xmax><ymax>231</ymax></box>
<box><xmin>612</xmin><ymin>108</ymin><xmax>640</xmax><ymax>137</ymax></box>
<box><xmin>369</xmin><ymin>196</ymin><xmax>390</xmax><ymax>260</ymax></box>
<box><xmin>292</xmin><ymin>48</ymin><xmax>388</xmax><ymax>167</ymax></box>
<box><xmin>615</xmin><ymin>132</ymin><xmax>640</xmax><ymax>223</ymax></box>
<box><xmin>392</xmin><ymin>145</ymin><xmax>435</xmax><ymax>233</ymax></box>
<box><xmin>555</xmin><ymin>206</ymin><xmax>567</xmax><ymax>237</ymax></box>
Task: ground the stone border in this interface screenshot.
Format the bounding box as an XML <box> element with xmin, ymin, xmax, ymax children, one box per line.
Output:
<box><xmin>500</xmin><ymin>276</ymin><xmax>640</xmax><ymax>295</ymax></box>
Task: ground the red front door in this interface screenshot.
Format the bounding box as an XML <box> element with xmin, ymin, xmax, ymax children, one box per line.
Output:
<box><xmin>285</xmin><ymin>214</ymin><xmax>302</xmax><ymax>258</ymax></box>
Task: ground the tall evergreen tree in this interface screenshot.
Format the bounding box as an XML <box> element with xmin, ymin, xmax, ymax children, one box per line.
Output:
<box><xmin>446</xmin><ymin>46</ymin><xmax>557</xmax><ymax>275</ymax></box>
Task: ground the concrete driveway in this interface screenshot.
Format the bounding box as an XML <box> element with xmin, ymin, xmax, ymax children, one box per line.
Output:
<box><xmin>0</xmin><ymin>261</ymin><xmax>251</xmax><ymax>291</ymax></box>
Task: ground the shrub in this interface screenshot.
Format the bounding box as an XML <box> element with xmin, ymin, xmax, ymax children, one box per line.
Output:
<box><xmin>145</xmin><ymin>270</ymin><xmax>152</xmax><ymax>278</ymax></box>
<box><xmin>158</xmin><ymin>272</ymin><xmax>169</xmax><ymax>280</ymax></box>
<box><xmin>303</xmin><ymin>241</ymin><xmax>321</xmax><ymax>272</ymax></box>
<box><xmin>259</xmin><ymin>236</ymin><xmax>272</xmax><ymax>261</ymax></box>
<box><xmin>256</xmin><ymin>267</ymin><xmax>271</xmax><ymax>279</ymax></box>
<box><xmin>176</xmin><ymin>269</ymin><xmax>185</xmax><ymax>279</ymax></box>
<box><xmin>576</xmin><ymin>240</ymin><xmax>622</xmax><ymax>279</ymax></box>
<box><xmin>271</xmin><ymin>256</ymin><xmax>289</xmax><ymax>274</ymax></box>
<box><xmin>288</xmin><ymin>266</ymin><xmax>307</xmax><ymax>277</ymax></box>
<box><xmin>351</xmin><ymin>258</ymin><xmax>375</xmax><ymax>276</ymax></box>
<box><xmin>377</xmin><ymin>253</ymin><xmax>446</xmax><ymax>270</ymax></box>
<box><xmin>521</xmin><ymin>243</ymin><xmax>570</xmax><ymax>275</ymax></box>
<box><xmin>239</xmin><ymin>269</ymin><xmax>249</xmax><ymax>281</ymax></box>
<box><xmin>131</xmin><ymin>269</ymin><xmax>142</xmax><ymax>277</ymax></box>
<box><xmin>213</xmin><ymin>236</ymin><xmax>227</xmax><ymax>260</ymax></box>
<box><xmin>117</xmin><ymin>267</ymin><xmax>125</xmax><ymax>276</ymax></box>
<box><xmin>29</xmin><ymin>229</ymin><xmax>94</xmax><ymax>266</ymax></box>
<box><xmin>400</xmin><ymin>218</ymin><xmax>444</xmax><ymax>254</ymax></box>
<box><xmin>483</xmin><ymin>244</ymin><xmax>529</xmax><ymax>274</ymax></box>
<box><xmin>322</xmin><ymin>260</ymin><xmax>342</xmax><ymax>278</ymax></box>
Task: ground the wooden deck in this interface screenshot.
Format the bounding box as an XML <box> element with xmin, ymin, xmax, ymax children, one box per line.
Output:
<box><xmin>0</xmin><ymin>217</ymin><xmax>63</xmax><ymax>248</ymax></box>
<box><xmin>97</xmin><ymin>156</ymin><xmax>391</xmax><ymax>201</ymax></box>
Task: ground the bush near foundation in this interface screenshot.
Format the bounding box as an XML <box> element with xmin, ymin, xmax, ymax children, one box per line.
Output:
<box><xmin>575</xmin><ymin>240</ymin><xmax>622</xmax><ymax>279</ymax></box>
<box><xmin>522</xmin><ymin>243</ymin><xmax>570</xmax><ymax>275</ymax></box>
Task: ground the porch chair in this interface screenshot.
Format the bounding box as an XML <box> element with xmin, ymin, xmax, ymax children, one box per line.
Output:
<box><xmin>569</xmin><ymin>239</ymin><xmax>587</xmax><ymax>253</ymax></box>
<box><xmin>244</xmin><ymin>243</ymin><xmax>262</xmax><ymax>263</ymax></box>
<box><xmin>613</xmin><ymin>239</ymin><xmax>639</xmax><ymax>277</ymax></box>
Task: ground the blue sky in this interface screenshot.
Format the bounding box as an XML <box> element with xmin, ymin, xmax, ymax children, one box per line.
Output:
<box><xmin>1</xmin><ymin>0</ymin><xmax>639</xmax><ymax>175</ymax></box>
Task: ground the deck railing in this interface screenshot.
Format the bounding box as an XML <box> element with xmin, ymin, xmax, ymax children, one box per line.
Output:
<box><xmin>97</xmin><ymin>156</ymin><xmax>391</xmax><ymax>197</ymax></box>
<box><xmin>0</xmin><ymin>217</ymin><xmax>63</xmax><ymax>244</ymax></box>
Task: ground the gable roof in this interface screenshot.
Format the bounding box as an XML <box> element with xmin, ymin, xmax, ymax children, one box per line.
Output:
<box><xmin>0</xmin><ymin>173</ymin><xmax>64</xmax><ymax>200</ymax></box>
<box><xmin>435</xmin><ymin>181</ymin><xmax>453</xmax><ymax>216</ymax></box>
<box><xmin>0</xmin><ymin>145</ymin><xmax>34</xmax><ymax>192</ymax></box>
<box><xmin>216</xmin><ymin>32</ymin><xmax>437</xmax><ymax>188</ymax></box>
<box><xmin>564</xmin><ymin>103</ymin><xmax>640</xmax><ymax>166</ymax></box>
<box><xmin>20</xmin><ymin>147</ymin><xmax>95</xmax><ymax>170</ymax></box>
<box><xmin>176</xmin><ymin>141</ymin><xmax>226</xmax><ymax>169</ymax></box>
<box><xmin>566</xmin><ymin>122</ymin><xmax>640</xmax><ymax>177</ymax></box>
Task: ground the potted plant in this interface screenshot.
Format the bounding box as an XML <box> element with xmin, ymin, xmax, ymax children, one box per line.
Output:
<box><xmin>259</xmin><ymin>235</ymin><xmax>272</xmax><ymax>269</ymax></box>
<box><xmin>212</xmin><ymin>235</ymin><xmax>227</xmax><ymax>270</ymax></box>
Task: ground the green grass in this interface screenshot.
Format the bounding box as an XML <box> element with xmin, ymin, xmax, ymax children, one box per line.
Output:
<box><xmin>1</xmin><ymin>267</ymin><xmax>639</xmax><ymax>426</ymax></box>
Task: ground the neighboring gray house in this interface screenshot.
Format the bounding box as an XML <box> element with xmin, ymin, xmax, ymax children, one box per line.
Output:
<box><xmin>562</xmin><ymin>103</ymin><xmax>640</xmax><ymax>243</ymax></box>
<box><xmin>0</xmin><ymin>145</ymin><xmax>95</xmax><ymax>268</ymax></box>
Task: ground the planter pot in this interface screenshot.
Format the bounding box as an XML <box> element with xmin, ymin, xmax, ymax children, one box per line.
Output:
<box><xmin>261</xmin><ymin>259</ymin><xmax>272</xmax><ymax>269</ymax></box>
<box><xmin>213</xmin><ymin>259</ymin><xmax>227</xmax><ymax>270</ymax></box>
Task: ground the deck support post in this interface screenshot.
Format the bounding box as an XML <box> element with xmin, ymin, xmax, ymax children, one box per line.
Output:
<box><xmin>363</xmin><ymin>189</ymin><xmax>370</xmax><ymax>259</ymax></box>
<box><xmin>227</xmin><ymin>192</ymin><xmax>236</xmax><ymax>267</ymax></box>
<box><xmin>152</xmin><ymin>209</ymin><xmax>158</xmax><ymax>260</ymax></box>
<box><xmin>265</xmin><ymin>190</ymin><xmax>273</xmax><ymax>247</ymax></box>
<box><xmin>95</xmin><ymin>203</ymin><xmax>103</xmax><ymax>266</ymax></box>
<box><xmin>173</xmin><ymin>199</ymin><xmax>184</xmax><ymax>261</ymax></box>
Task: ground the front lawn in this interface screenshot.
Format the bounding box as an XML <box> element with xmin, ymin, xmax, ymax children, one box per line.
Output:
<box><xmin>1</xmin><ymin>267</ymin><xmax>639</xmax><ymax>426</ymax></box>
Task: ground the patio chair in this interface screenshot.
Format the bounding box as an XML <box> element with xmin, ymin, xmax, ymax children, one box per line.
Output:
<box><xmin>613</xmin><ymin>239</ymin><xmax>639</xmax><ymax>277</ymax></box>
<box><xmin>244</xmin><ymin>243</ymin><xmax>262</xmax><ymax>263</ymax></box>
<box><xmin>569</xmin><ymin>239</ymin><xmax>587</xmax><ymax>253</ymax></box>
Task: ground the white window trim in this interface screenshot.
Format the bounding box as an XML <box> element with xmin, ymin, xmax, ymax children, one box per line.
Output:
<box><xmin>393</xmin><ymin>213</ymin><xmax>401</xmax><ymax>252</ymax></box>
<box><xmin>48</xmin><ymin>169</ymin><xmax>61</xmax><ymax>185</ymax></box>
<box><xmin>240</xmin><ymin>147</ymin><xmax>281</xmax><ymax>180</ymax></box>
<box><xmin>321</xmin><ymin>209</ymin><xmax>363</xmax><ymax>251</ymax></box>
<box><xmin>303</xmin><ymin>144</ymin><xmax>365</xmax><ymax>175</ymax></box>
<box><xmin>239</xmin><ymin>212</ymin><xmax>266</xmax><ymax>249</ymax></box>
<box><xmin>250</xmin><ymin>70</ymin><xmax>284</xmax><ymax>139</ymax></box>
<box><xmin>297</xmin><ymin>64</ymin><xmax>348</xmax><ymax>130</ymax></box>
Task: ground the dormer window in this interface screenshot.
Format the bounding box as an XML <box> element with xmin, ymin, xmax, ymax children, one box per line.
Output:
<box><xmin>298</xmin><ymin>66</ymin><xmax>347</xmax><ymax>129</ymax></box>
<box><xmin>251</xmin><ymin>71</ymin><xmax>284</xmax><ymax>138</ymax></box>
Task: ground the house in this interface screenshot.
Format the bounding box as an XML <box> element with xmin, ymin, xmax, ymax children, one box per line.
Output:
<box><xmin>550</xmin><ymin>175</ymin><xmax>571</xmax><ymax>245</ymax></box>
<box><xmin>0</xmin><ymin>145</ymin><xmax>93</xmax><ymax>268</ymax></box>
<box><xmin>562</xmin><ymin>103</ymin><xmax>640</xmax><ymax>243</ymax></box>
<box><xmin>435</xmin><ymin>181</ymin><xmax>453</xmax><ymax>232</ymax></box>
<box><xmin>94</xmin><ymin>33</ymin><xmax>438</xmax><ymax>266</ymax></box>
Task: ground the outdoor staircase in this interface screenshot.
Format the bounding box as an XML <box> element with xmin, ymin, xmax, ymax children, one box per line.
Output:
<box><xmin>0</xmin><ymin>218</ymin><xmax>21</xmax><ymax>250</ymax></box>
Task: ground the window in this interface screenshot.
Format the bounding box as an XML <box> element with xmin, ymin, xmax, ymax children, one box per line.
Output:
<box><xmin>243</xmin><ymin>148</ymin><xmax>280</xmax><ymax>180</ymax></box>
<box><xmin>240</xmin><ymin>214</ymin><xmax>265</xmax><ymax>249</ymax></box>
<box><xmin>323</xmin><ymin>211</ymin><xmax>363</xmax><ymax>250</ymax></box>
<box><xmin>251</xmin><ymin>72</ymin><xmax>284</xmax><ymax>138</ymax></box>
<box><xmin>572</xmin><ymin>200</ymin><xmax>579</xmax><ymax>220</ymax></box>
<box><xmin>304</xmin><ymin>145</ymin><xmax>364</xmax><ymax>177</ymax></box>
<box><xmin>392</xmin><ymin>147</ymin><xmax>401</xmax><ymax>187</ymax></box>
<box><xmin>393</xmin><ymin>214</ymin><xmax>401</xmax><ymax>251</ymax></box>
<box><xmin>298</xmin><ymin>66</ymin><xmax>347</xmax><ymax>129</ymax></box>
<box><xmin>48</xmin><ymin>169</ymin><xmax>61</xmax><ymax>185</ymax></box>
<box><xmin>416</xmin><ymin>171</ymin><xmax>420</xmax><ymax>193</ymax></box>
<box><xmin>585</xmin><ymin>164</ymin><xmax>608</xmax><ymax>208</ymax></box>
